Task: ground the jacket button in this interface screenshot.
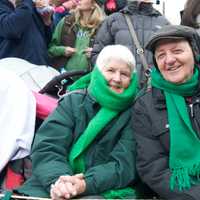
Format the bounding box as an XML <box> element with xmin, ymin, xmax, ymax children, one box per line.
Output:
<box><xmin>165</xmin><ymin>124</ymin><xmax>169</xmax><ymax>128</ymax></box>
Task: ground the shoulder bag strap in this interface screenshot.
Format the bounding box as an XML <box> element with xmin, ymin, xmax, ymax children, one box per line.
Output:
<box><xmin>124</xmin><ymin>13</ymin><xmax>151</xmax><ymax>77</ymax></box>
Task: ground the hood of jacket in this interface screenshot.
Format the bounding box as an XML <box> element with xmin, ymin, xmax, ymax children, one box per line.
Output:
<box><xmin>121</xmin><ymin>1</ymin><xmax>161</xmax><ymax>16</ymax></box>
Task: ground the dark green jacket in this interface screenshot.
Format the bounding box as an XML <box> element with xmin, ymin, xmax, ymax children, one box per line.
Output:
<box><xmin>17</xmin><ymin>90</ymin><xmax>136</xmax><ymax>198</ymax></box>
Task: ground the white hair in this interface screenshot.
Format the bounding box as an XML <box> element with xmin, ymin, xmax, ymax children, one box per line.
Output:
<box><xmin>96</xmin><ymin>45</ymin><xmax>136</xmax><ymax>72</ymax></box>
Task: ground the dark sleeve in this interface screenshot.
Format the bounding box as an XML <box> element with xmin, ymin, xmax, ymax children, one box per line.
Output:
<box><xmin>0</xmin><ymin>0</ymin><xmax>33</xmax><ymax>39</ymax></box>
<box><xmin>83</xmin><ymin>117</ymin><xmax>137</xmax><ymax>195</ymax></box>
<box><xmin>44</xmin><ymin>24</ymin><xmax>53</xmax><ymax>45</ymax></box>
<box><xmin>132</xmin><ymin>99</ymin><xmax>200</xmax><ymax>200</ymax></box>
<box><xmin>90</xmin><ymin>17</ymin><xmax>114</xmax><ymax>65</ymax></box>
<box><xmin>30</xmin><ymin>96</ymin><xmax>75</xmax><ymax>191</ymax></box>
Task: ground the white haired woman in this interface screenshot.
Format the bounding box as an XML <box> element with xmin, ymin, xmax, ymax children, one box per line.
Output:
<box><xmin>15</xmin><ymin>45</ymin><xmax>145</xmax><ymax>199</ymax></box>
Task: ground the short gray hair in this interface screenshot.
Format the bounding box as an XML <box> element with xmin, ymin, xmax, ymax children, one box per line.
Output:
<box><xmin>96</xmin><ymin>45</ymin><xmax>136</xmax><ymax>72</ymax></box>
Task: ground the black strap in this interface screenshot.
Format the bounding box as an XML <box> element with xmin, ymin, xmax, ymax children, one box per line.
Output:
<box><xmin>124</xmin><ymin>14</ymin><xmax>149</xmax><ymax>70</ymax></box>
<box><xmin>124</xmin><ymin>13</ymin><xmax>151</xmax><ymax>88</ymax></box>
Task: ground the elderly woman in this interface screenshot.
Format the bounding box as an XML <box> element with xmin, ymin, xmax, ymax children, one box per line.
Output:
<box><xmin>133</xmin><ymin>25</ymin><xmax>200</xmax><ymax>200</ymax></box>
<box><xmin>16</xmin><ymin>45</ymin><xmax>140</xmax><ymax>199</ymax></box>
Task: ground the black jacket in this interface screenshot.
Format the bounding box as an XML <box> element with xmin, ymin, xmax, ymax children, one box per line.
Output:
<box><xmin>132</xmin><ymin>87</ymin><xmax>200</xmax><ymax>200</ymax></box>
<box><xmin>0</xmin><ymin>0</ymin><xmax>52</xmax><ymax>65</ymax></box>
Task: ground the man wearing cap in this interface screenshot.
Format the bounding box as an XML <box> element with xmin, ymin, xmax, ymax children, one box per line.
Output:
<box><xmin>91</xmin><ymin>0</ymin><xmax>170</xmax><ymax>88</ymax></box>
<box><xmin>132</xmin><ymin>24</ymin><xmax>200</xmax><ymax>200</ymax></box>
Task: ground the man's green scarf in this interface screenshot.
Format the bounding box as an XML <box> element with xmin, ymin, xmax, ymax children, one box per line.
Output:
<box><xmin>68</xmin><ymin>67</ymin><xmax>138</xmax><ymax>198</ymax></box>
<box><xmin>151</xmin><ymin>66</ymin><xmax>200</xmax><ymax>191</ymax></box>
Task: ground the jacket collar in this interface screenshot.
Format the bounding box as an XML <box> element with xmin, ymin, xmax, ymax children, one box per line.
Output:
<box><xmin>121</xmin><ymin>1</ymin><xmax>160</xmax><ymax>16</ymax></box>
<box><xmin>85</xmin><ymin>89</ymin><xmax>100</xmax><ymax>109</ymax></box>
<box><xmin>64</xmin><ymin>14</ymin><xmax>78</xmax><ymax>33</ymax></box>
<box><xmin>152</xmin><ymin>87</ymin><xmax>166</xmax><ymax>109</ymax></box>
<box><xmin>152</xmin><ymin>82</ymin><xmax>200</xmax><ymax>110</ymax></box>
<box><xmin>2</xmin><ymin>0</ymin><xmax>14</xmax><ymax>8</ymax></box>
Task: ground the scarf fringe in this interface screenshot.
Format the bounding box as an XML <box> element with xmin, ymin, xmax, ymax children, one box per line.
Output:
<box><xmin>170</xmin><ymin>163</ymin><xmax>200</xmax><ymax>191</ymax></box>
<box><xmin>102</xmin><ymin>187</ymin><xmax>135</xmax><ymax>199</ymax></box>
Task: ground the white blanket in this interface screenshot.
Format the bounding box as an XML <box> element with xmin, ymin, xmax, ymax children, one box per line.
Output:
<box><xmin>0</xmin><ymin>68</ymin><xmax>36</xmax><ymax>172</ymax></box>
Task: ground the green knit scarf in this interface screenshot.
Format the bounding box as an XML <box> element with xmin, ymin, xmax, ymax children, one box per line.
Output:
<box><xmin>68</xmin><ymin>67</ymin><xmax>138</xmax><ymax>198</ymax></box>
<box><xmin>151</xmin><ymin>66</ymin><xmax>200</xmax><ymax>191</ymax></box>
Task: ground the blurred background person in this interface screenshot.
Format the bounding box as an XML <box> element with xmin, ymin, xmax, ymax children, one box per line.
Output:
<box><xmin>48</xmin><ymin>0</ymin><xmax>105</xmax><ymax>73</ymax></box>
<box><xmin>33</xmin><ymin>0</ymin><xmax>54</xmax><ymax>16</ymax></box>
<box><xmin>180</xmin><ymin>0</ymin><xmax>200</xmax><ymax>53</ymax></box>
<box><xmin>0</xmin><ymin>0</ymin><xmax>53</xmax><ymax>65</ymax></box>
<box><xmin>181</xmin><ymin>0</ymin><xmax>200</xmax><ymax>35</ymax></box>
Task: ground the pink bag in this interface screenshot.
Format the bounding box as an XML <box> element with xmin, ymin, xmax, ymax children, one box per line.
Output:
<box><xmin>32</xmin><ymin>91</ymin><xmax>58</xmax><ymax>120</ymax></box>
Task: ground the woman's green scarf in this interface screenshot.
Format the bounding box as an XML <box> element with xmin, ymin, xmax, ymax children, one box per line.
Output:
<box><xmin>68</xmin><ymin>67</ymin><xmax>138</xmax><ymax>198</ymax></box>
<box><xmin>151</xmin><ymin>66</ymin><xmax>200</xmax><ymax>191</ymax></box>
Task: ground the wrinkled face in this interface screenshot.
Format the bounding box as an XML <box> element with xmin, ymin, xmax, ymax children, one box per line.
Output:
<box><xmin>77</xmin><ymin>0</ymin><xmax>94</xmax><ymax>11</ymax></box>
<box><xmin>155</xmin><ymin>39</ymin><xmax>195</xmax><ymax>84</ymax></box>
<box><xmin>101</xmin><ymin>59</ymin><xmax>132</xmax><ymax>93</ymax></box>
